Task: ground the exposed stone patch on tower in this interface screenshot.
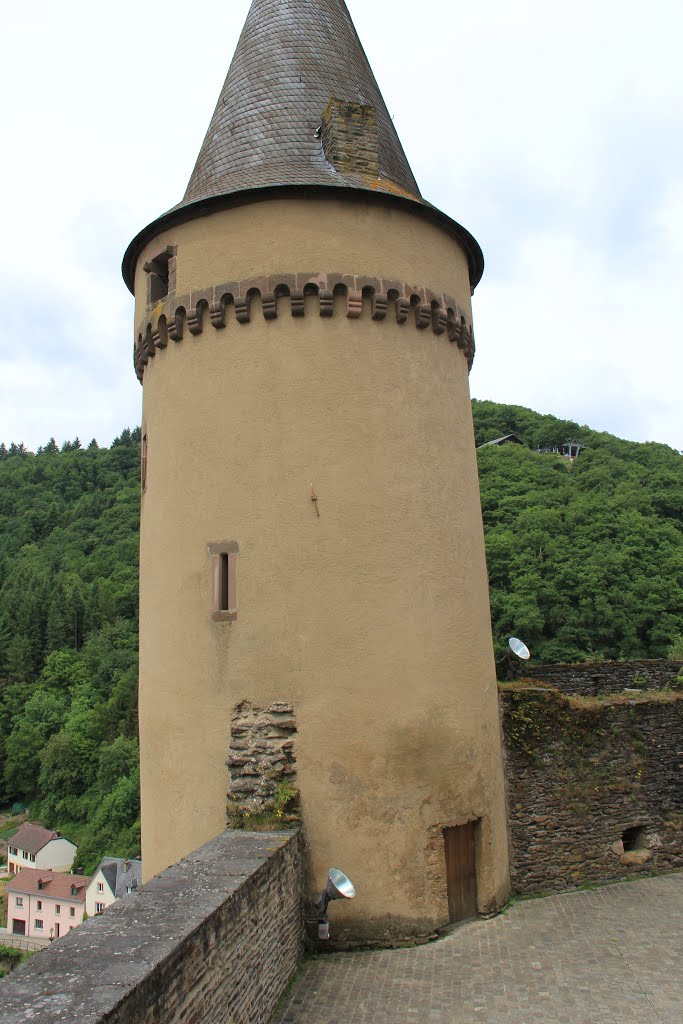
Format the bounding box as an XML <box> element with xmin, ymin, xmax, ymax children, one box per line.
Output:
<box><xmin>227</xmin><ymin>702</ymin><xmax>299</xmax><ymax>827</ymax></box>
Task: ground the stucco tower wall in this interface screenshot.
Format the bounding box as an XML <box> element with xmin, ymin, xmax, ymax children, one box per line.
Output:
<box><xmin>135</xmin><ymin>195</ymin><xmax>509</xmax><ymax>940</ymax></box>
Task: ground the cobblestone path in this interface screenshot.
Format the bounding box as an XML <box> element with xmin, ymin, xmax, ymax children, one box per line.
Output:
<box><xmin>273</xmin><ymin>874</ymin><xmax>682</xmax><ymax>1024</ymax></box>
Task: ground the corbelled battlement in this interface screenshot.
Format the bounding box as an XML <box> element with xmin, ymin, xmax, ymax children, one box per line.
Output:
<box><xmin>134</xmin><ymin>272</ymin><xmax>475</xmax><ymax>382</ymax></box>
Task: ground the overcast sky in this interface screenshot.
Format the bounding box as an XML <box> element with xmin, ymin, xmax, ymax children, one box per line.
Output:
<box><xmin>1</xmin><ymin>0</ymin><xmax>681</xmax><ymax>451</ymax></box>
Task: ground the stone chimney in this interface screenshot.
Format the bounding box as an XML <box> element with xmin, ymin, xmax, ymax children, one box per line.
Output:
<box><xmin>321</xmin><ymin>99</ymin><xmax>379</xmax><ymax>177</ymax></box>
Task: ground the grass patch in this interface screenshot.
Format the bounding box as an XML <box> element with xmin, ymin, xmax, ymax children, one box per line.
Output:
<box><xmin>498</xmin><ymin>680</ymin><xmax>683</xmax><ymax>707</ymax></box>
<box><xmin>0</xmin><ymin>879</ymin><xmax>9</xmax><ymax>929</ymax></box>
<box><xmin>0</xmin><ymin>814</ymin><xmax>26</xmax><ymax>842</ymax></box>
<box><xmin>0</xmin><ymin>944</ymin><xmax>35</xmax><ymax>977</ymax></box>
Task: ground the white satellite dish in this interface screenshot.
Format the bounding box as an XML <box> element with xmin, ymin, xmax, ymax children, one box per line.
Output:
<box><xmin>508</xmin><ymin>637</ymin><xmax>531</xmax><ymax>660</ymax></box>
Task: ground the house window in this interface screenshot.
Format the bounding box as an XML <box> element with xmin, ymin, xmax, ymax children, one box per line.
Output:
<box><xmin>55</xmin><ymin>905</ymin><xmax>61</xmax><ymax>915</ymax></box>
<box><xmin>15</xmin><ymin>897</ymin><xmax>23</xmax><ymax>907</ymax></box>
<box><xmin>9</xmin><ymin>846</ymin><xmax>17</xmax><ymax>856</ymax></box>
<box><xmin>97</xmin><ymin>882</ymin><xmax>104</xmax><ymax>892</ymax></box>
<box><xmin>36</xmin><ymin>900</ymin><xmax>42</xmax><ymax>911</ymax></box>
<box><xmin>34</xmin><ymin>919</ymin><xmax>44</xmax><ymax>930</ymax></box>
<box><xmin>96</xmin><ymin>902</ymin><xmax>105</xmax><ymax>914</ymax></box>
<box><xmin>37</xmin><ymin>879</ymin><xmax>44</xmax><ymax>890</ymax></box>
<box><xmin>69</xmin><ymin>907</ymin><xmax>75</xmax><ymax>918</ymax></box>
<box><xmin>209</xmin><ymin>542</ymin><xmax>239</xmax><ymax>621</ymax></box>
<box><xmin>29</xmin><ymin>853</ymin><xmax>35</xmax><ymax>863</ymax></box>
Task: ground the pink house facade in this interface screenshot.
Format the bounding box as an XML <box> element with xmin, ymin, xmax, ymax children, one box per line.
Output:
<box><xmin>6</xmin><ymin>868</ymin><xmax>90</xmax><ymax>940</ymax></box>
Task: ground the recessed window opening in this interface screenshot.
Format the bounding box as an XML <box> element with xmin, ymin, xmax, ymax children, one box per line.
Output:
<box><xmin>144</xmin><ymin>246</ymin><xmax>176</xmax><ymax>304</ymax></box>
<box><xmin>622</xmin><ymin>826</ymin><xmax>647</xmax><ymax>852</ymax></box>
<box><xmin>219</xmin><ymin>553</ymin><xmax>230</xmax><ymax>612</ymax></box>
<box><xmin>141</xmin><ymin>433</ymin><xmax>148</xmax><ymax>493</ymax></box>
<box><xmin>209</xmin><ymin>541</ymin><xmax>239</xmax><ymax>622</ymax></box>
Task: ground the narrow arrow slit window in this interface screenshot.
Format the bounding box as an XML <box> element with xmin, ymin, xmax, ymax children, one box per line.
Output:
<box><xmin>210</xmin><ymin>542</ymin><xmax>239</xmax><ymax>621</ymax></box>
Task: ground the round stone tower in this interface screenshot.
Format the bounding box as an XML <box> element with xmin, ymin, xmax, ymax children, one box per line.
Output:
<box><xmin>123</xmin><ymin>0</ymin><xmax>509</xmax><ymax>943</ymax></box>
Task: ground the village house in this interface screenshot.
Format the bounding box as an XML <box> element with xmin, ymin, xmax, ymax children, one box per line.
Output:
<box><xmin>7</xmin><ymin>823</ymin><xmax>77</xmax><ymax>874</ymax></box>
<box><xmin>6</xmin><ymin>867</ymin><xmax>90</xmax><ymax>939</ymax></box>
<box><xmin>85</xmin><ymin>857</ymin><xmax>142</xmax><ymax>916</ymax></box>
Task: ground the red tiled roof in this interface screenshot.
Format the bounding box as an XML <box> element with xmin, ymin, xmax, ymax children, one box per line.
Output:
<box><xmin>8</xmin><ymin>823</ymin><xmax>71</xmax><ymax>855</ymax></box>
<box><xmin>7</xmin><ymin>868</ymin><xmax>91</xmax><ymax>902</ymax></box>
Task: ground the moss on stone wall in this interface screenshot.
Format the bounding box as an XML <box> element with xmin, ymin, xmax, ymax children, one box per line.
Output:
<box><xmin>500</xmin><ymin>683</ymin><xmax>683</xmax><ymax>894</ymax></box>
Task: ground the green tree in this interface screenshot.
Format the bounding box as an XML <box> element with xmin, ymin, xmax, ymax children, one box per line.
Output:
<box><xmin>4</xmin><ymin>690</ymin><xmax>68</xmax><ymax>797</ymax></box>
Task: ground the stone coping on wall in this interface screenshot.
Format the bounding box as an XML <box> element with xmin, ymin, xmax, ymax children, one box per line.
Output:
<box><xmin>508</xmin><ymin>659</ymin><xmax>683</xmax><ymax>695</ymax></box>
<box><xmin>0</xmin><ymin>830</ymin><xmax>304</xmax><ymax>1024</ymax></box>
<box><xmin>134</xmin><ymin>272</ymin><xmax>475</xmax><ymax>382</ymax></box>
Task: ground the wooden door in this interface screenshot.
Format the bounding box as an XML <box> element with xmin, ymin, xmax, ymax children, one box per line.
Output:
<box><xmin>12</xmin><ymin>919</ymin><xmax>26</xmax><ymax>935</ymax></box>
<box><xmin>443</xmin><ymin>822</ymin><xmax>478</xmax><ymax>923</ymax></box>
<box><xmin>55</xmin><ymin>923</ymin><xmax>60</xmax><ymax>938</ymax></box>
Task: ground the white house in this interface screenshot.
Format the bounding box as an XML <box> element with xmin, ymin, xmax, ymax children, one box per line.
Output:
<box><xmin>7</xmin><ymin>824</ymin><xmax>77</xmax><ymax>874</ymax></box>
<box><xmin>85</xmin><ymin>857</ymin><xmax>142</xmax><ymax>916</ymax></box>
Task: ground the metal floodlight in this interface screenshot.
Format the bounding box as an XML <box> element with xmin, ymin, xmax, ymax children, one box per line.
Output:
<box><xmin>508</xmin><ymin>637</ymin><xmax>531</xmax><ymax>661</ymax></box>
<box><xmin>316</xmin><ymin>868</ymin><xmax>356</xmax><ymax>939</ymax></box>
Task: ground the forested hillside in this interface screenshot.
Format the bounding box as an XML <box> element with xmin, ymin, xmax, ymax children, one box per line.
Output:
<box><xmin>474</xmin><ymin>400</ymin><xmax>683</xmax><ymax>663</ymax></box>
<box><xmin>0</xmin><ymin>405</ymin><xmax>681</xmax><ymax>867</ymax></box>
<box><xmin>0</xmin><ymin>432</ymin><xmax>140</xmax><ymax>872</ymax></box>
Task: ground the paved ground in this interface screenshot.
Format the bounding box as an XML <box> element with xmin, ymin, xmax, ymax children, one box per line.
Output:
<box><xmin>273</xmin><ymin>874</ymin><xmax>683</xmax><ymax>1024</ymax></box>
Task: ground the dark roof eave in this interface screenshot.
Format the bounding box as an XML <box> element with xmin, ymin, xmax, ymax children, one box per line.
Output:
<box><xmin>122</xmin><ymin>184</ymin><xmax>484</xmax><ymax>295</ymax></box>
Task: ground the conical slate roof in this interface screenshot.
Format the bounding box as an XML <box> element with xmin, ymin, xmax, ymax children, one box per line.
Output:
<box><xmin>183</xmin><ymin>0</ymin><xmax>420</xmax><ymax>204</ymax></box>
<box><xmin>122</xmin><ymin>0</ymin><xmax>484</xmax><ymax>291</ymax></box>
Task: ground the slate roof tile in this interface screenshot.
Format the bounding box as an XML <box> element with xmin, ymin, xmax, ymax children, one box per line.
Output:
<box><xmin>182</xmin><ymin>0</ymin><xmax>420</xmax><ymax>206</ymax></box>
<box><xmin>122</xmin><ymin>0</ymin><xmax>485</xmax><ymax>292</ymax></box>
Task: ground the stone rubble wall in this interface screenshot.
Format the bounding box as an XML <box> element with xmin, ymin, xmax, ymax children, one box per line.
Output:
<box><xmin>501</xmin><ymin>687</ymin><xmax>683</xmax><ymax>896</ymax></box>
<box><xmin>228</xmin><ymin>701</ymin><xmax>298</xmax><ymax>817</ymax></box>
<box><xmin>0</xmin><ymin>830</ymin><xmax>304</xmax><ymax>1024</ymax></box>
<box><xmin>511</xmin><ymin>659</ymin><xmax>683</xmax><ymax>696</ymax></box>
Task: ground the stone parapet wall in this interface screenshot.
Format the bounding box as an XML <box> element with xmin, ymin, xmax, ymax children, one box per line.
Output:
<box><xmin>501</xmin><ymin>686</ymin><xmax>683</xmax><ymax>896</ymax></box>
<box><xmin>1</xmin><ymin>830</ymin><xmax>304</xmax><ymax>1024</ymax></box>
<box><xmin>512</xmin><ymin>659</ymin><xmax>683</xmax><ymax>696</ymax></box>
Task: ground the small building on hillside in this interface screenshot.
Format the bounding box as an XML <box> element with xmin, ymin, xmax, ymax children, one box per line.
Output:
<box><xmin>7</xmin><ymin>824</ymin><xmax>77</xmax><ymax>874</ymax></box>
<box><xmin>536</xmin><ymin>441</ymin><xmax>583</xmax><ymax>460</ymax></box>
<box><xmin>477</xmin><ymin>434</ymin><xmax>527</xmax><ymax>449</ymax></box>
<box><xmin>6</xmin><ymin>868</ymin><xmax>90</xmax><ymax>940</ymax></box>
<box><xmin>86</xmin><ymin>857</ymin><xmax>142</xmax><ymax>916</ymax></box>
